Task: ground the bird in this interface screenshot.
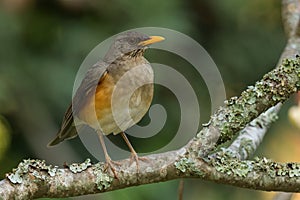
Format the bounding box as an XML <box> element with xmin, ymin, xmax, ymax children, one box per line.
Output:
<box><xmin>48</xmin><ymin>31</ymin><xmax>165</xmax><ymax>176</ymax></box>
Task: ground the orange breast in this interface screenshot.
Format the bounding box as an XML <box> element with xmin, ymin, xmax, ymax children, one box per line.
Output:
<box><xmin>94</xmin><ymin>73</ymin><xmax>114</xmax><ymax>117</ymax></box>
<box><xmin>77</xmin><ymin>72</ymin><xmax>115</xmax><ymax>133</ymax></box>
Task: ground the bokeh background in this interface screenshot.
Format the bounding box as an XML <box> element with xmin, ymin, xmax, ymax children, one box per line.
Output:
<box><xmin>0</xmin><ymin>0</ymin><xmax>299</xmax><ymax>199</ymax></box>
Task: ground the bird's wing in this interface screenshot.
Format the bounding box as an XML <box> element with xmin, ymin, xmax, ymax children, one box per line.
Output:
<box><xmin>48</xmin><ymin>61</ymin><xmax>109</xmax><ymax>147</ymax></box>
<box><xmin>72</xmin><ymin>61</ymin><xmax>109</xmax><ymax>114</ymax></box>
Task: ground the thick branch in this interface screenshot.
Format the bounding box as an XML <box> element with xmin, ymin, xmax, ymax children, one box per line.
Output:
<box><xmin>220</xmin><ymin>104</ymin><xmax>281</xmax><ymax>160</ymax></box>
<box><xmin>3</xmin><ymin>149</ymin><xmax>300</xmax><ymax>199</ymax></box>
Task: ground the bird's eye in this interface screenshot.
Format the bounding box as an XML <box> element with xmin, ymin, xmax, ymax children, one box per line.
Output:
<box><xmin>128</xmin><ymin>37</ymin><xmax>138</xmax><ymax>45</ymax></box>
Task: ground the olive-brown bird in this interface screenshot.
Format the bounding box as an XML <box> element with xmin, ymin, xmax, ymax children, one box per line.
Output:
<box><xmin>48</xmin><ymin>31</ymin><xmax>165</xmax><ymax>176</ymax></box>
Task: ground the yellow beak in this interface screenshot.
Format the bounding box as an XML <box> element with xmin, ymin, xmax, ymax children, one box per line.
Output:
<box><xmin>138</xmin><ymin>36</ymin><xmax>165</xmax><ymax>46</ymax></box>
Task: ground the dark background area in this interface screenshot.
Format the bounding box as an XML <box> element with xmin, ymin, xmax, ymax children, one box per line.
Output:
<box><xmin>0</xmin><ymin>0</ymin><xmax>299</xmax><ymax>199</ymax></box>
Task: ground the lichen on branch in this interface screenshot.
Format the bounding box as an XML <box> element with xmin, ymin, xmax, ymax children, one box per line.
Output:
<box><xmin>196</xmin><ymin>57</ymin><xmax>300</xmax><ymax>157</ymax></box>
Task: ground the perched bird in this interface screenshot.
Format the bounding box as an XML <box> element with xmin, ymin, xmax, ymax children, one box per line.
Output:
<box><xmin>48</xmin><ymin>31</ymin><xmax>165</xmax><ymax>176</ymax></box>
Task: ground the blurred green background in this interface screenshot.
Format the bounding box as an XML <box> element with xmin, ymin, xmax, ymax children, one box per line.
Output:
<box><xmin>1</xmin><ymin>0</ymin><xmax>299</xmax><ymax>199</ymax></box>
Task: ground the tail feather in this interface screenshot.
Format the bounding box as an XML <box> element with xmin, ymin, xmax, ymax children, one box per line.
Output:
<box><xmin>48</xmin><ymin>104</ymin><xmax>81</xmax><ymax>147</ymax></box>
<box><xmin>47</xmin><ymin>120</ymin><xmax>79</xmax><ymax>147</ymax></box>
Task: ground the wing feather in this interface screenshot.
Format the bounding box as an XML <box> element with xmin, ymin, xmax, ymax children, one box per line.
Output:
<box><xmin>48</xmin><ymin>61</ymin><xmax>109</xmax><ymax>146</ymax></box>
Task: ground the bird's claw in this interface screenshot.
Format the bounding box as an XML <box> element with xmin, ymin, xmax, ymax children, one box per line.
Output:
<box><xmin>129</xmin><ymin>153</ymin><xmax>148</xmax><ymax>174</ymax></box>
<box><xmin>104</xmin><ymin>159</ymin><xmax>121</xmax><ymax>179</ymax></box>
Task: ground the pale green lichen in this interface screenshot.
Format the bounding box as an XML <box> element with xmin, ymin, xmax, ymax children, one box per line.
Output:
<box><xmin>210</xmin><ymin>154</ymin><xmax>300</xmax><ymax>179</ymax></box>
<box><xmin>69</xmin><ymin>158</ymin><xmax>92</xmax><ymax>173</ymax></box>
<box><xmin>6</xmin><ymin>159</ymin><xmax>59</xmax><ymax>184</ymax></box>
<box><xmin>175</xmin><ymin>157</ymin><xmax>204</xmax><ymax>177</ymax></box>
<box><xmin>210</xmin><ymin>153</ymin><xmax>255</xmax><ymax>178</ymax></box>
<box><xmin>93</xmin><ymin>163</ymin><xmax>113</xmax><ymax>190</ymax></box>
<box><xmin>48</xmin><ymin>166</ymin><xmax>58</xmax><ymax>177</ymax></box>
<box><xmin>7</xmin><ymin>168</ymin><xmax>23</xmax><ymax>184</ymax></box>
<box><xmin>175</xmin><ymin>158</ymin><xmax>193</xmax><ymax>173</ymax></box>
<box><xmin>214</xmin><ymin>161</ymin><xmax>253</xmax><ymax>177</ymax></box>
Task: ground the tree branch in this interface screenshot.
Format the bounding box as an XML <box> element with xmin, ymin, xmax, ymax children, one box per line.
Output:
<box><xmin>218</xmin><ymin>104</ymin><xmax>281</xmax><ymax>160</ymax></box>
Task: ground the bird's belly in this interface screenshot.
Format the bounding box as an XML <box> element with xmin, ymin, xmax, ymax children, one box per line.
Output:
<box><xmin>101</xmin><ymin>83</ymin><xmax>153</xmax><ymax>135</ymax></box>
<box><xmin>78</xmin><ymin>83</ymin><xmax>153</xmax><ymax>135</ymax></box>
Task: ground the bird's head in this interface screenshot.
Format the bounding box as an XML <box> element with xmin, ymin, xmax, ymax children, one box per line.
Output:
<box><xmin>104</xmin><ymin>31</ymin><xmax>164</xmax><ymax>62</ymax></box>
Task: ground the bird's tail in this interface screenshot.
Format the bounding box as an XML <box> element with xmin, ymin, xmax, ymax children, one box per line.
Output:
<box><xmin>47</xmin><ymin>119</ymin><xmax>79</xmax><ymax>147</ymax></box>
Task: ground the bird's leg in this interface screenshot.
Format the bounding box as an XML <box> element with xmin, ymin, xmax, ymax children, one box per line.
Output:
<box><xmin>120</xmin><ymin>132</ymin><xmax>147</xmax><ymax>173</ymax></box>
<box><xmin>97</xmin><ymin>130</ymin><xmax>120</xmax><ymax>178</ymax></box>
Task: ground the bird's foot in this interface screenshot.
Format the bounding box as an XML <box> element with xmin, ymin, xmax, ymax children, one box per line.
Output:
<box><xmin>129</xmin><ymin>152</ymin><xmax>148</xmax><ymax>174</ymax></box>
<box><xmin>104</xmin><ymin>158</ymin><xmax>121</xmax><ymax>179</ymax></box>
